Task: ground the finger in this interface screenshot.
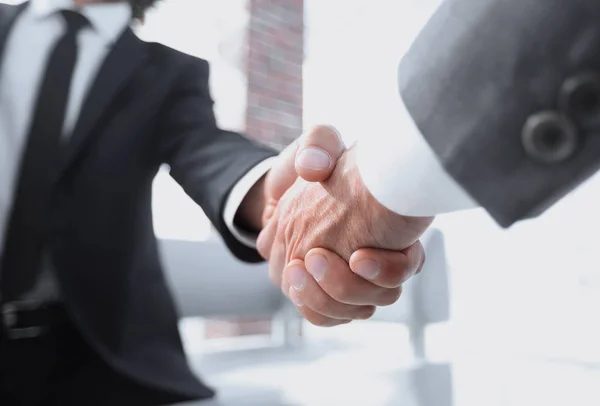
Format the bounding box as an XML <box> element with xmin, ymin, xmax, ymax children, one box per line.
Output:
<box><xmin>288</xmin><ymin>287</ymin><xmax>352</xmax><ymax>328</ymax></box>
<box><xmin>304</xmin><ymin>248</ymin><xmax>402</xmax><ymax>307</ymax></box>
<box><xmin>295</xmin><ymin>125</ymin><xmax>345</xmax><ymax>183</ymax></box>
<box><xmin>349</xmin><ymin>241</ymin><xmax>426</xmax><ymax>289</ymax></box>
<box><xmin>263</xmin><ymin>139</ymin><xmax>300</xmax><ymax>204</ymax></box>
<box><xmin>409</xmin><ymin>240</ymin><xmax>427</xmax><ymax>276</ymax></box>
<box><xmin>261</xmin><ymin>201</ymin><xmax>277</xmax><ymax>226</ymax></box>
<box><xmin>270</xmin><ymin>242</ymin><xmax>288</xmax><ymax>296</ymax></box>
<box><xmin>284</xmin><ymin>260</ymin><xmax>376</xmax><ymax>321</ymax></box>
<box><xmin>256</xmin><ymin>205</ymin><xmax>280</xmax><ymax>260</ymax></box>
<box><xmin>257</xmin><ymin>208</ymin><xmax>289</xmax><ymax>294</ymax></box>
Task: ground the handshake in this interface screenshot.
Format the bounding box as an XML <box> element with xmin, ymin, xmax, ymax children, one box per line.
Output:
<box><xmin>248</xmin><ymin>126</ymin><xmax>434</xmax><ymax>327</ymax></box>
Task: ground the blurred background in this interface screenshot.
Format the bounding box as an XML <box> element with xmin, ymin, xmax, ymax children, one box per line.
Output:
<box><xmin>5</xmin><ymin>0</ymin><xmax>600</xmax><ymax>405</ymax></box>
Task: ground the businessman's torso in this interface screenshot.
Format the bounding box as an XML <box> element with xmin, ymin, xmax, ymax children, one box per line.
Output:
<box><xmin>0</xmin><ymin>3</ymin><xmax>210</xmax><ymax>398</ymax></box>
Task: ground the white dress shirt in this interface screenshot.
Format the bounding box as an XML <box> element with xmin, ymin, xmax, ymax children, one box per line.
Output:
<box><xmin>0</xmin><ymin>0</ymin><xmax>268</xmax><ymax>301</ymax></box>
<box><xmin>356</xmin><ymin>92</ymin><xmax>479</xmax><ymax>217</ymax></box>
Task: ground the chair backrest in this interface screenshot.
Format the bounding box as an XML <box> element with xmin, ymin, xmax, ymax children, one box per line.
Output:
<box><xmin>371</xmin><ymin>228</ymin><xmax>450</xmax><ymax>326</ymax></box>
<box><xmin>160</xmin><ymin>235</ymin><xmax>285</xmax><ymax>319</ymax></box>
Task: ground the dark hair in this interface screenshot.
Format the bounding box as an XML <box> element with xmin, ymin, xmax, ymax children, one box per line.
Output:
<box><xmin>129</xmin><ymin>0</ymin><xmax>160</xmax><ymax>20</ymax></box>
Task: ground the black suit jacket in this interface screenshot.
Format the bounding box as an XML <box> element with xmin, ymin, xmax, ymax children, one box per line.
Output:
<box><xmin>0</xmin><ymin>3</ymin><xmax>275</xmax><ymax>401</ymax></box>
<box><xmin>398</xmin><ymin>0</ymin><xmax>600</xmax><ymax>227</ymax></box>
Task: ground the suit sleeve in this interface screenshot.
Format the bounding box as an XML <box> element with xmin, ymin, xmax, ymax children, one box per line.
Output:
<box><xmin>395</xmin><ymin>0</ymin><xmax>600</xmax><ymax>227</ymax></box>
<box><xmin>355</xmin><ymin>93</ymin><xmax>479</xmax><ymax>217</ymax></box>
<box><xmin>159</xmin><ymin>58</ymin><xmax>276</xmax><ymax>262</ymax></box>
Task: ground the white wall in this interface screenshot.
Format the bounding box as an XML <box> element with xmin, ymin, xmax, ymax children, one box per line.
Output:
<box><xmin>303</xmin><ymin>0</ymin><xmax>440</xmax><ymax>145</ymax></box>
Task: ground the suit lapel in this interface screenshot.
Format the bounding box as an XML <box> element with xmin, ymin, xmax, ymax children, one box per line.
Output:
<box><xmin>0</xmin><ymin>2</ymin><xmax>28</xmax><ymax>73</ymax></box>
<box><xmin>59</xmin><ymin>28</ymin><xmax>148</xmax><ymax>175</ymax></box>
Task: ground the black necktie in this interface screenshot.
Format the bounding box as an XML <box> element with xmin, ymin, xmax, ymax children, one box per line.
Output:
<box><xmin>0</xmin><ymin>10</ymin><xmax>89</xmax><ymax>302</ymax></box>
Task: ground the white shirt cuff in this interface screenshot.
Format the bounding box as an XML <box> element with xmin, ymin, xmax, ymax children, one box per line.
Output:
<box><xmin>356</xmin><ymin>96</ymin><xmax>478</xmax><ymax>217</ymax></box>
<box><xmin>223</xmin><ymin>157</ymin><xmax>276</xmax><ymax>248</ymax></box>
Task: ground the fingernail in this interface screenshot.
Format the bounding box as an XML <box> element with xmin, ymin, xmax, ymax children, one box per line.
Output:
<box><xmin>354</xmin><ymin>259</ymin><xmax>380</xmax><ymax>280</ymax></box>
<box><xmin>306</xmin><ymin>255</ymin><xmax>328</xmax><ymax>281</ymax></box>
<box><xmin>288</xmin><ymin>266</ymin><xmax>307</xmax><ymax>291</ymax></box>
<box><xmin>296</xmin><ymin>147</ymin><xmax>331</xmax><ymax>170</ymax></box>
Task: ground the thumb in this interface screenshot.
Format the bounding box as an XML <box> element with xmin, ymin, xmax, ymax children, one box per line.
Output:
<box><xmin>262</xmin><ymin>125</ymin><xmax>346</xmax><ymax>226</ymax></box>
<box><xmin>295</xmin><ymin>125</ymin><xmax>345</xmax><ymax>183</ymax></box>
<box><xmin>263</xmin><ymin>125</ymin><xmax>346</xmax><ymax>202</ymax></box>
<box><xmin>263</xmin><ymin>137</ymin><xmax>300</xmax><ymax>206</ymax></box>
<box><xmin>261</xmin><ymin>139</ymin><xmax>298</xmax><ymax>226</ymax></box>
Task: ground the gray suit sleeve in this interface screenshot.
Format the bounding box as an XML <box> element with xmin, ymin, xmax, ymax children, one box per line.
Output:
<box><xmin>398</xmin><ymin>0</ymin><xmax>600</xmax><ymax>227</ymax></box>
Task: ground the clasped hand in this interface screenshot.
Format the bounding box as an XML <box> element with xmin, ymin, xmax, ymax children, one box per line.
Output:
<box><xmin>257</xmin><ymin>126</ymin><xmax>433</xmax><ymax>327</ymax></box>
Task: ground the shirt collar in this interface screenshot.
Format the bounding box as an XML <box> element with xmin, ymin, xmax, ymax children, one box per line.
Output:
<box><xmin>29</xmin><ymin>0</ymin><xmax>132</xmax><ymax>43</ymax></box>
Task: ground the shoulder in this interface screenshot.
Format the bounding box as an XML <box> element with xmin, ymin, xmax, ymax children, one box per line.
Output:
<box><xmin>0</xmin><ymin>2</ymin><xmax>16</xmax><ymax>17</ymax></box>
<box><xmin>140</xmin><ymin>37</ymin><xmax>210</xmax><ymax>79</ymax></box>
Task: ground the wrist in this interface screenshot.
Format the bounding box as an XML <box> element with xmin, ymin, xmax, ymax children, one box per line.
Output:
<box><xmin>234</xmin><ymin>173</ymin><xmax>267</xmax><ymax>233</ymax></box>
<box><xmin>336</xmin><ymin>147</ymin><xmax>434</xmax><ymax>249</ymax></box>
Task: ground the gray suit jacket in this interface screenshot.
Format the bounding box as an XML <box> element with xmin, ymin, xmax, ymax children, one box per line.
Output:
<box><xmin>399</xmin><ymin>0</ymin><xmax>600</xmax><ymax>227</ymax></box>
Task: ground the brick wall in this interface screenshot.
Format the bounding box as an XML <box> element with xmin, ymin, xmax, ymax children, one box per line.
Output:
<box><xmin>245</xmin><ymin>0</ymin><xmax>304</xmax><ymax>148</ymax></box>
<box><xmin>204</xmin><ymin>0</ymin><xmax>304</xmax><ymax>340</ymax></box>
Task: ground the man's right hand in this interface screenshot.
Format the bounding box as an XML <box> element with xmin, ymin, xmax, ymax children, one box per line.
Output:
<box><xmin>258</xmin><ymin>145</ymin><xmax>433</xmax><ymax>264</ymax></box>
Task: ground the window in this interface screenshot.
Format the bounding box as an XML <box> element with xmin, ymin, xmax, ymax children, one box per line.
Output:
<box><xmin>138</xmin><ymin>1</ymin><xmax>249</xmax><ymax>242</ymax></box>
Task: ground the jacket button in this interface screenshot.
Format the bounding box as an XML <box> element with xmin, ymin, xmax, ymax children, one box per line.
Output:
<box><xmin>559</xmin><ymin>72</ymin><xmax>600</xmax><ymax>130</ymax></box>
<box><xmin>522</xmin><ymin>111</ymin><xmax>579</xmax><ymax>164</ymax></box>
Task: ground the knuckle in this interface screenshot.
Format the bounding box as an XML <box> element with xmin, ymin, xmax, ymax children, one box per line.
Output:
<box><xmin>310</xmin><ymin>292</ymin><xmax>331</xmax><ymax>314</ymax></box>
<box><xmin>407</xmin><ymin>249</ymin><xmax>423</xmax><ymax>269</ymax></box>
<box><xmin>306</xmin><ymin>314</ymin><xmax>333</xmax><ymax>327</ymax></box>
<box><xmin>394</xmin><ymin>254</ymin><xmax>413</xmax><ymax>271</ymax></box>
<box><xmin>386</xmin><ymin>261</ymin><xmax>412</xmax><ymax>286</ymax></box>
<box><xmin>256</xmin><ymin>240</ymin><xmax>269</xmax><ymax>260</ymax></box>
<box><xmin>307</xmin><ymin>124</ymin><xmax>336</xmax><ymax>139</ymax></box>
<box><xmin>329</xmin><ymin>281</ymin><xmax>353</xmax><ymax>303</ymax></box>
<box><xmin>304</xmin><ymin>125</ymin><xmax>344</xmax><ymax>152</ymax></box>
<box><xmin>283</xmin><ymin>218</ymin><xmax>304</xmax><ymax>254</ymax></box>
<box><xmin>389</xmin><ymin>271</ymin><xmax>408</xmax><ymax>287</ymax></box>
<box><xmin>357</xmin><ymin>306</ymin><xmax>376</xmax><ymax>320</ymax></box>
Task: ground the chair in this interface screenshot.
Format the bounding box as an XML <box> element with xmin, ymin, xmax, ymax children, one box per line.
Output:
<box><xmin>160</xmin><ymin>228</ymin><xmax>453</xmax><ymax>406</ymax></box>
<box><xmin>371</xmin><ymin>228</ymin><xmax>453</xmax><ymax>406</ymax></box>
<box><xmin>159</xmin><ymin>234</ymin><xmax>302</xmax><ymax>347</ymax></box>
